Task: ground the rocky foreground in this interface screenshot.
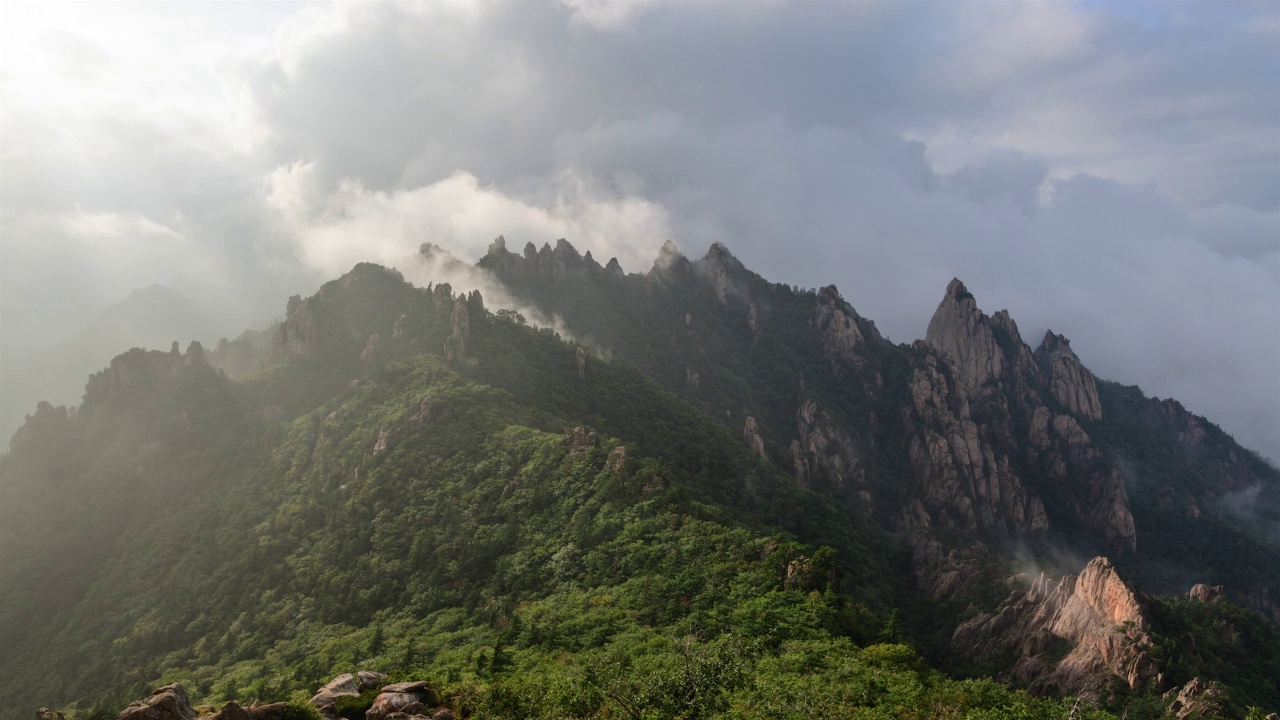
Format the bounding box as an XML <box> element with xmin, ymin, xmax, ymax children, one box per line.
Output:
<box><xmin>36</xmin><ymin>673</ymin><xmax>455</xmax><ymax>720</ymax></box>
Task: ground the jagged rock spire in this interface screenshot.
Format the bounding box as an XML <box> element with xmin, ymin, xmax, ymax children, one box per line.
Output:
<box><xmin>650</xmin><ymin>239</ymin><xmax>686</xmax><ymax>274</ymax></box>
<box><xmin>924</xmin><ymin>279</ymin><xmax>1006</xmax><ymax>397</ymax></box>
<box><xmin>1035</xmin><ymin>330</ymin><xmax>1102</xmax><ymax>420</ymax></box>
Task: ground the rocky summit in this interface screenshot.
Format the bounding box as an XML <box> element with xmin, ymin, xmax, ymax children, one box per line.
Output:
<box><xmin>2</xmin><ymin>239</ymin><xmax>1278</xmax><ymax>720</ymax></box>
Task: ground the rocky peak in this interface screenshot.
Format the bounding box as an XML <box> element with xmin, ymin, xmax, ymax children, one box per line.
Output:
<box><xmin>419</xmin><ymin>242</ymin><xmax>466</xmax><ymax>269</ymax></box>
<box><xmin>650</xmin><ymin>240</ymin><xmax>688</xmax><ymax>275</ymax></box>
<box><xmin>84</xmin><ymin>347</ymin><xmax>188</xmax><ymax>404</ymax></box>
<box><xmin>8</xmin><ymin>401</ymin><xmax>71</xmax><ymax>452</ymax></box>
<box><xmin>1074</xmin><ymin>557</ymin><xmax>1146</xmax><ymax>628</ymax></box>
<box><xmin>479</xmin><ymin>236</ymin><xmax>598</xmax><ymax>283</ymax></box>
<box><xmin>953</xmin><ymin>556</ymin><xmax>1157</xmax><ymax>696</ymax></box>
<box><xmin>924</xmin><ymin>279</ymin><xmax>1006</xmax><ymax>398</ymax></box>
<box><xmin>1035</xmin><ymin>330</ymin><xmax>1102</xmax><ymax>420</ymax></box>
<box><xmin>813</xmin><ymin>285</ymin><xmax>866</xmax><ymax>368</ymax></box>
<box><xmin>186</xmin><ymin>340</ymin><xmax>207</xmax><ymax>367</ymax></box>
<box><xmin>693</xmin><ymin>242</ymin><xmax>746</xmax><ymax>304</ymax></box>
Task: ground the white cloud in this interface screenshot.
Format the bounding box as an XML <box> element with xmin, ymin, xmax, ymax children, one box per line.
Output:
<box><xmin>267</xmin><ymin>162</ymin><xmax>671</xmax><ymax>279</ymax></box>
<box><xmin>2</xmin><ymin>0</ymin><xmax>1277</xmax><ymax>459</ymax></box>
<box><xmin>557</xmin><ymin>0</ymin><xmax>658</xmax><ymax>29</ymax></box>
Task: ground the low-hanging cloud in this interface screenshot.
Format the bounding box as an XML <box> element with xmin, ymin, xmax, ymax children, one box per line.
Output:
<box><xmin>266</xmin><ymin>162</ymin><xmax>671</xmax><ymax>278</ymax></box>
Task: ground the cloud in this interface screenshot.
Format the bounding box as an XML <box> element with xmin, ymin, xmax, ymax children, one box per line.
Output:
<box><xmin>1</xmin><ymin>1</ymin><xmax>1277</xmax><ymax>460</ymax></box>
<box><xmin>266</xmin><ymin>162</ymin><xmax>671</xmax><ymax>278</ymax></box>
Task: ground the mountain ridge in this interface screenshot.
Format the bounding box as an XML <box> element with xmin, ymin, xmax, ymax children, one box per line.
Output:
<box><xmin>2</xmin><ymin>239</ymin><xmax>1277</xmax><ymax>718</ymax></box>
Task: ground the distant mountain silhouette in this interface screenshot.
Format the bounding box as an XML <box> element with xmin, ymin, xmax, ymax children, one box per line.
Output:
<box><xmin>1</xmin><ymin>284</ymin><xmax>230</xmax><ymax>445</ymax></box>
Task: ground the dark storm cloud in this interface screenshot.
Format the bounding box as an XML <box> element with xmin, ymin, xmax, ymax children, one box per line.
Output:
<box><xmin>2</xmin><ymin>1</ymin><xmax>1277</xmax><ymax>458</ymax></box>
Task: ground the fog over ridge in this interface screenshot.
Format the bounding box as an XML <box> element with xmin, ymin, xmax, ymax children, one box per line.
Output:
<box><xmin>0</xmin><ymin>0</ymin><xmax>1276</xmax><ymax>460</ymax></box>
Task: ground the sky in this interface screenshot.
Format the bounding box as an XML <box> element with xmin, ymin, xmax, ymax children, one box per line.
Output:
<box><xmin>0</xmin><ymin>0</ymin><xmax>1277</xmax><ymax>459</ymax></box>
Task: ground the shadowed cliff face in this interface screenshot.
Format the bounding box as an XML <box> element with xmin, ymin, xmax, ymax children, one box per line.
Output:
<box><xmin>921</xmin><ymin>279</ymin><xmax>1136</xmax><ymax>556</ymax></box>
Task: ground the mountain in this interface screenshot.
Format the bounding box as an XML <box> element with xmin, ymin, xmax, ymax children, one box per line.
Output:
<box><xmin>1</xmin><ymin>242</ymin><xmax>1277</xmax><ymax>719</ymax></box>
<box><xmin>475</xmin><ymin>238</ymin><xmax>1279</xmax><ymax>610</ymax></box>
<box><xmin>0</xmin><ymin>284</ymin><xmax>235</xmax><ymax>446</ymax></box>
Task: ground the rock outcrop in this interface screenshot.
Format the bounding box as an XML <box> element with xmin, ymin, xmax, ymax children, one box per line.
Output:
<box><xmin>309</xmin><ymin>671</ymin><xmax>386</xmax><ymax>717</ymax></box>
<box><xmin>367</xmin><ymin>681</ymin><xmax>439</xmax><ymax>720</ymax></box>
<box><xmin>1187</xmin><ymin>583</ymin><xmax>1224</xmax><ymax>602</ymax></box>
<box><xmin>786</xmin><ymin>398</ymin><xmax>864</xmax><ymax>495</ymax></box>
<box><xmin>743</xmin><ymin>416</ymin><xmax>768</xmax><ymax>461</ymax></box>
<box><xmin>695</xmin><ymin>243</ymin><xmax>744</xmax><ymax>304</ymax></box>
<box><xmin>563</xmin><ymin>427</ymin><xmax>598</xmax><ymax>461</ymax></box>
<box><xmin>444</xmin><ymin>297</ymin><xmax>469</xmax><ymax>367</ymax></box>
<box><xmin>1034</xmin><ymin>331</ymin><xmax>1102</xmax><ymax>420</ymax></box>
<box><xmin>1038</xmin><ymin>414</ymin><xmax>1137</xmax><ymax>552</ymax></box>
<box><xmin>117</xmin><ymin>684</ymin><xmax>197</xmax><ymax>720</ymax></box>
<box><xmin>268</xmin><ymin>294</ymin><xmax>317</xmax><ymax>366</ymax></box>
<box><xmin>650</xmin><ymin>240</ymin><xmax>688</xmax><ymax>276</ymax></box>
<box><xmin>202</xmin><ymin>701</ymin><xmax>292</xmax><ymax>720</ymax></box>
<box><xmin>953</xmin><ymin>558</ymin><xmax>1157</xmax><ymax>697</ymax></box>
<box><xmin>813</xmin><ymin>286</ymin><xmax>865</xmax><ymax>370</ymax></box>
<box><xmin>1163</xmin><ymin>678</ymin><xmax>1226</xmax><ymax>719</ymax></box>
<box><xmin>360</xmin><ymin>334</ymin><xmax>380</xmax><ymax>366</ymax></box>
<box><xmin>605</xmin><ymin>445</ymin><xmax>628</xmax><ymax>473</ymax></box>
<box><xmin>83</xmin><ymin>343</ymin><xmax>215</xmax><ymax>406</ymax></box>
<box><xmin>309</xmin><ymin>673</ymin><xmax>358</xmax><ymax>712</ymax></box>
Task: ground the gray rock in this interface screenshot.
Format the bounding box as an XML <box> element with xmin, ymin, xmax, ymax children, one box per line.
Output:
<box><xmin>380</xmin><ymin>682</ymin><xmax>432</xmax><ymax>694</ymax></box>
<box><xmin>117</xmin><ymin>684</ymin><xmax>197</xmax><ymax>720</ymax></box>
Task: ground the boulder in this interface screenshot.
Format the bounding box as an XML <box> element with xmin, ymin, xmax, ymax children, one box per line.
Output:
<box><xmin>117</xmin><ymin>684</ymin><xmax>197</xmax><ymax>720</ymax></box>
<box><xmin>1188</xmin><ymin>583</ymin><xmax>1224</xmax><ymax>602</ymax></box>
<box><xmin>365</xmin><ymin>693</ymin><xmax>422</xmax><ymax>720</ymax></box>
<box><xmin>309</xmin><ymin>674</ymin><xmax>360</xmax><ymax>713</ymax></box>
<box><xmin>359</xmin><ymin>670</ymin><xmax>390</xmax><ymax>691</ymax></box>
<box><xmin>205</xmin><ymin>703</ymin><xmax>251</xmax><ymax>720</ymax></box>
<box><xmin>200</xmin><ymin>702</ymin><xmax>290</xmax><ymax>720</ymax></box>
<box><xmin>380</xmin><ymin>682</ymin><xmax>432</xmax><ymax>695</ymax></box>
